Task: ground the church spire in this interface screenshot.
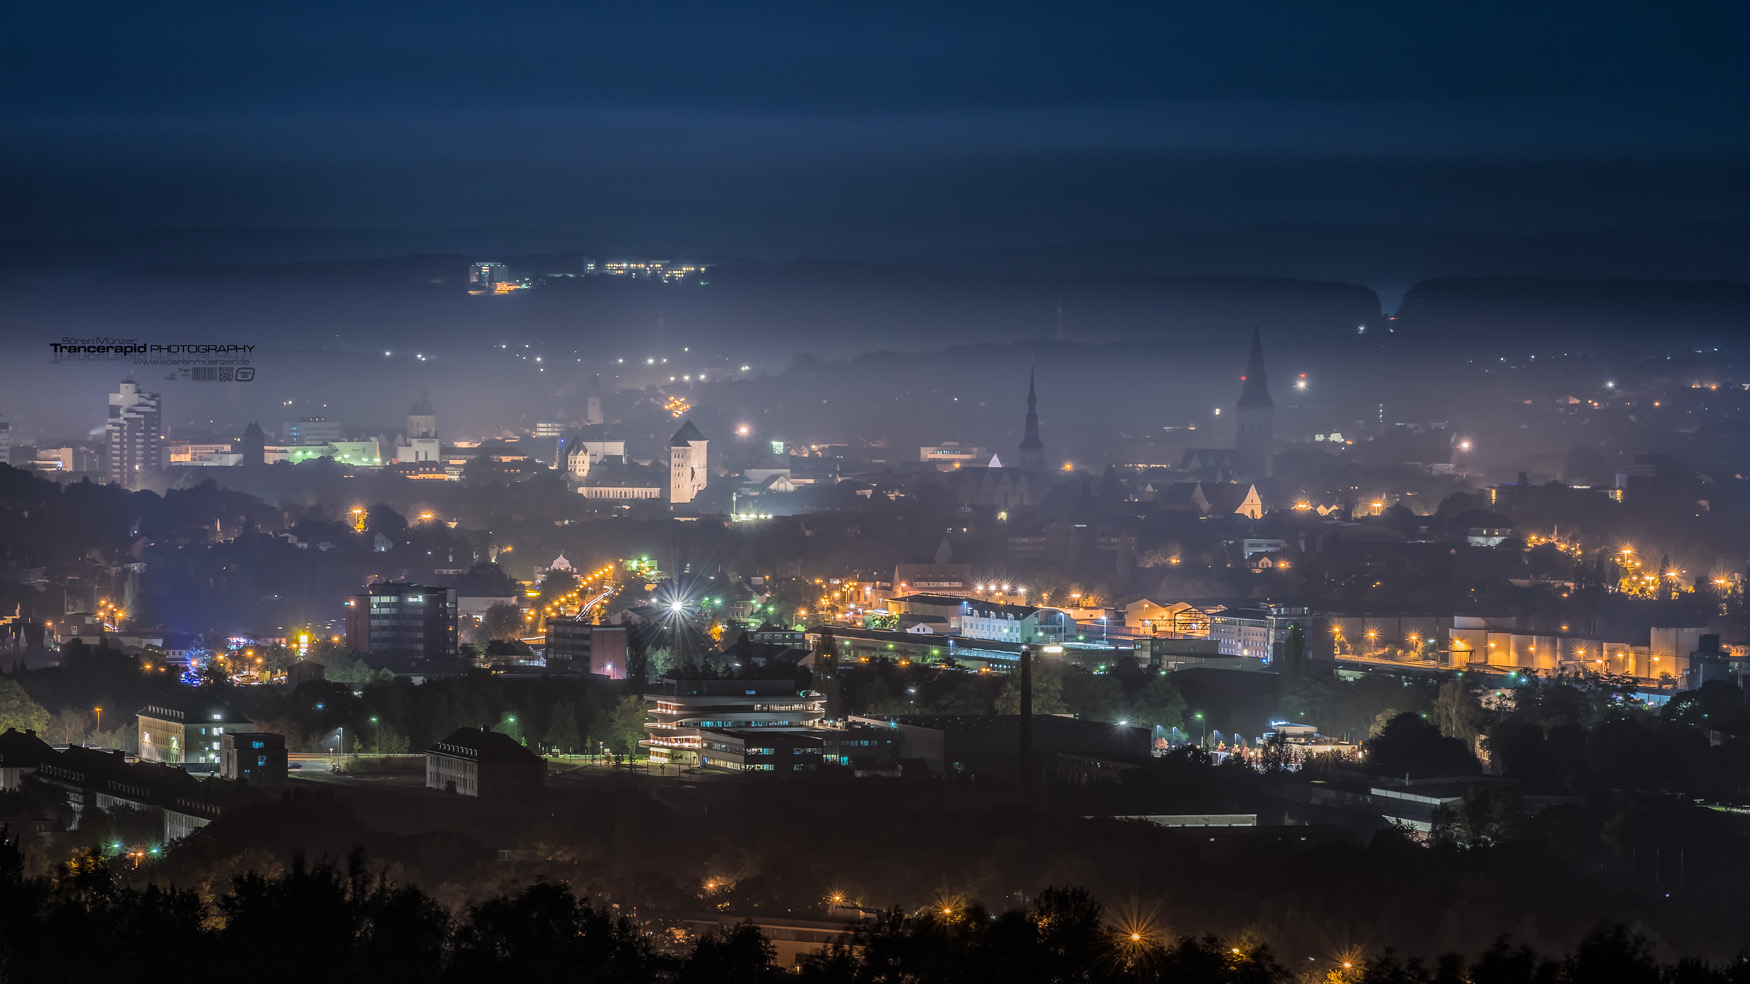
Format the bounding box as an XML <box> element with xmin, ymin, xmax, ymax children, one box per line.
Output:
<box><xmin>1018</xmin><ymin>368</ymin><xmax>1044</xmax><ymax>470</ymax></box>
<box><xmin>1237</xmin><ymin>325</ymin><xmax>1273</xmax><ymax>409</ymax></box>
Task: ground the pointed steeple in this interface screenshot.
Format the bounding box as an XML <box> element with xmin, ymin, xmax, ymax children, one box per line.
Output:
<box><xmin>1237</xmin><ymin>326</ymin><xmax>1273</xmax><ymax>409</ymax></box>
<box><xmin>1018</xmin><ymin>368</ymin><xmax>1045</xmax><ymax>471</ymax></box>
<box><xmin>1020</xmin><ymin>369</ymin><xmax>1043</xmax><ymax>452</ymax></box>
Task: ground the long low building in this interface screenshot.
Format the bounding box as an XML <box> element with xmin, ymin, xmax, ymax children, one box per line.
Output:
<box><xmin>27</xmin><ymin>744</ymin><xmax>261</xmax><ymax>842</ymax></box>
<box><xmin>848</xmin><ymin>714</ymin><xmax>1151</xmax><ymax>783</ymax></box>
<box><xmin>642</xmin><ymin>679</ymin><xmax>826</xmax><ymax>766</ymax></box>
<box><xmin>425</xmin><ymin>727</ymin><xmax>546</xmax><ymax>797</ymax></box>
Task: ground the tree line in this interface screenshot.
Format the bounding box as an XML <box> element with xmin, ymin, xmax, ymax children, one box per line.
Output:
<box><xmin>3</xmin><ymin>832</ymin><xmax>1742</xmax><ymax>984</ymax></box>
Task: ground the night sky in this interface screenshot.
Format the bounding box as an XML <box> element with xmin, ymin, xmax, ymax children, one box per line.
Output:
<box><xmin>6</xmin><ymin>1</ymin><xmax>1748</xmax><ymax>255</ymax></box>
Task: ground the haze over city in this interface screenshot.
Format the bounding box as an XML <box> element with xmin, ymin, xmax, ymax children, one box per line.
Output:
<box><xmin>3</xmin><ymin>3</ymin><xmax>1750</xmax><ymax>982</ymax></box>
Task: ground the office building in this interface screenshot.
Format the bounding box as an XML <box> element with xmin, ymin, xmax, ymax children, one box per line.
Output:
<box><xmin>468</xmin><ymin>261</ymin><xmax>508</xmax><ymax>287</ymax></box>
<box><xmin>669</xmin><ymin>419</ymin><xmax>708</xmax><ymax>504</ymax></box>
<box><xmin>958</xmin><ymin>601</ymin><xmax>1072</xmax><ymax>645</ymax></box>
<box><xmin>1209</xmin><ymin>604</ymin><xmax>1311</xmax><ymax>661</ymax></box>
<box><xmin>848</xmin><ymin>714</ymin><xmax>1150</xmax><ymax>782</ymax></box>
<box><xmin>426</xmin><ymin>726</ymin><xmax>545</xmax><ymax>797</ymax></box>
<box><xmin>138</xmin><ymin>696</ymin><xmax>253</xmax><ymax>767</ymax></box>
<box><xmin>697</xmin><ymin>729</ymin><xmax>825</xmax><ymax>774</ymax></box>
<box><xmin>106</xmin><ymin>377</ymin><xmax>164</xmax><ymax>488</ymax></box>
<box><xmin>641</xmin><ymin>679</ymin><xmax>825</xmax><ymax>766</ymax></box>
<box><xmin>0</xmin><ymin>414</ymin><xmax>10</xmax><ymax>466</ymax></box>
<box><xmin>544</xmin><ymin>618</ymin><xmax>628</xmax><ymax>678</ymax></box>
<box><xmin>285</xmin><ymin>417</ymin><xmax>343</xmax><ymax>446</ymax></box>
<box><xmin>344</xmin><ymin>582</ymin><xmax>459</xmax><ymax>666</ymax></box>
<box><xmin>219</xmin><ymin>732</ymin><xmax>288</xmax><ymax>782</ymax></box>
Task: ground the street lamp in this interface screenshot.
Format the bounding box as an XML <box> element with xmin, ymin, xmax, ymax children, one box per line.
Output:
<box><xmin>93</xmin><ymin>706</ymin><xmax>103</xmax><ymax>734</ymax></box>
<box><xmin>1195</xmin><ymin>712</ymin><xmax>1206</xmax><ymax>749</ymax></box>
<box><xmin>370</xmin><ymin>716</ymin><xmax>379</xmax><ymax>754</ymax></box>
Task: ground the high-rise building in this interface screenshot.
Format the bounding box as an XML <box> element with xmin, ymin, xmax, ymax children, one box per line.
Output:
<box><xmin>669</xmin><ymin>420</ymin><xmax>708</xmax><ymax>504</ymax></box>
<box><xmin>343</xmin><ymin>583</ymin><xmax>458</xmax><ymax>667</ymax></box>
<box><xmin>468</xmin><ymin>261</ymin><xmax>508</xmax><ymax>287</ymax></box>
<box><xmin>0</xmin><ymin>414</ymin><xmax>10</xmax><ymax>466</ymax></box>
<box><xmin>1016</xmin><ymin>369</ymin><xmax>1045</xmax><ymax>472</ymax></box>
<box><xmin>106</xmin><ymin>377</ymin><xmax>163</xmax><ymax>488</ymax></box>
<box><xmin>1233</xmin><ymin>327</ymin><xmax>1275</xmax><ymax>479</ymax></box>
<box><xmin>406</xmin><ymin>394</ymin><xmax>436</xmax><ymax>439</ymax></box>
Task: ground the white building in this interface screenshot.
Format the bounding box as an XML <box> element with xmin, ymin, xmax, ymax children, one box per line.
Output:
<box><xmin>396</xmin><ymin>437</ymin><xmax>441</xmax><ymax>463</ymax></box>
<box><xmin>106</xmin><ymin>377</ymin><xmax>164</xmax><ymax>488</ymax></box>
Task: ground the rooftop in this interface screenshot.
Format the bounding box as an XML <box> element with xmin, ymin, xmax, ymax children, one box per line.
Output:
<box><xmin>427</xmin><ymin>727</ymin><xmax>544</xmax><ymax>764</ymax></box>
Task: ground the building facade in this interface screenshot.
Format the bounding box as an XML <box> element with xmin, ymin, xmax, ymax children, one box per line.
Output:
<box><xmin>285</xmin><ymin>417</ymin><xmax>343</xmax><ymax>446</ymax></box>
<box><xmin>106</xmin><ymin>377</ymin><xmax>164</xmax><ymax>488</ymax></box>
<box><xmin>406</xmin><ymin>395</ymin><xmax>436</xmax><ymax>439</ymax></box>
<box><xmin>544</xmin><ymin>618</ymin><xmax>628</xmax><ymax>678</ymax></box>
<box><xmin>219</xmin><ymin>732</ymin><xmax>288</xmax><ymax>782</ymax></box>
<box><xmin>344</xmin><ymin>582</ymin><xmax>459</xmax><ymax>665</ymax></box>
<box><xmin>641</xmin><ymin>679</ymin><xmax>826</xmax><ymax>766</ymax></box>
<box><xmin>425</xmin><ymin>727</ymin><xmax>545</xmax><ymax>797</ymax></box>
<box><xmin>137</xmin><ymin>698</ymin><xmax>253</xmax><ymax>767</ymax></box>
<box><xmin>958</xmin><ymin>601</ymin><xmax>1071</xmax><ymax>645</ymax></box>
<box><xmin>468</xmin><ymin>261</ymin><xmax>508</xmax><ymax>287</ymax></box>
<box><xmin>669</xmin><ymin>420</ymin><xmax>709</xmax><ymax>504</ymax></box>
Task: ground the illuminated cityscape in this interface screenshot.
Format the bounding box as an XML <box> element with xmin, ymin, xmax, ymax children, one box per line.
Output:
<box><xmin>2</xmin><ymin>1</ymin><xmax>1749</xmax><ymax>980</ymax></box>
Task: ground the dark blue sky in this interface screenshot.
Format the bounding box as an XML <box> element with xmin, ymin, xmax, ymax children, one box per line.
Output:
<box><xmin>5</xmin><ymin>0</ymin><xmax>1747</xmax><ymax>253</ymax></box>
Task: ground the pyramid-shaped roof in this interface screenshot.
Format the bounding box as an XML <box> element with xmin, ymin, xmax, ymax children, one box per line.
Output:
<box><xmin>1236</xmin><ymin>327</ymin><xmax>1273</xmax><ymax>409</ymax></box>
<box><xmin>670</xmin><ymin>420</ymin><xmax>706</xmax><ymax>446</ymax></box>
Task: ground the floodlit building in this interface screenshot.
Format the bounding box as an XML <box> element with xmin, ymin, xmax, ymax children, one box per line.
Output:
<box><xmin>106</xmin><ymin>377</ymin><xmax>164</xmax><ymax>488</ymax></box>
<box><xmin>669</xmin><ymin>419</ymin><xmax>709</xmax><ymax>504</ymax></box>
<box><xmin>958</xmin><ymin>601</ymin><xmax>1072</xmax><ymax>645</ymax></box>
<box><xmin>425</xmin><ymin>727</ymin><xmax>545</xmax><ymax>797</ymax></box>
<box><xmin>138</xmin><ymin>696</ymin><xmax>253</xmax><ymax>768</ymax></box>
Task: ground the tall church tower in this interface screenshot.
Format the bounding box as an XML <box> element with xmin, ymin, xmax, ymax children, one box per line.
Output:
<box><xmin>406</xmin><ymin>394</ymin><xmax>436</xmax><ymax>439</ymax></box>
<box><xmin>669</xmin><ymin>420</ymin><xmax>708</xmax><ymax>504</ymax></box>
<box><xmin>1234</xmin><ymin>327</ymin><xmax>1275</xmax><ymax>478</ymax></box>
<box><xmin>1017</xmin><ymin>369</ymin><xmax>1045</xmax><ymax>472</ymax></box>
